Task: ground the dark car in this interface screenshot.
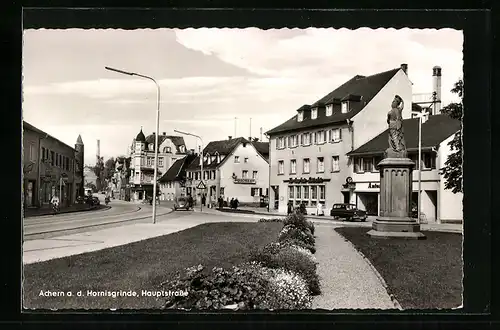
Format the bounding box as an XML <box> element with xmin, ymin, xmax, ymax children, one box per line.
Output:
<box><xmin>92</xmin><ymin>196</ymin><xmax>100</xmax><ymax>206</ymax></box>
<box><xmin>174</xmin><ymin>197</ymin><xmax>191</xmax><ymax>211</ymax></box>
<box><xmin>330</xmin><ymin>203</ymin><xmax>367</xmax><ymax>221</ymax></box>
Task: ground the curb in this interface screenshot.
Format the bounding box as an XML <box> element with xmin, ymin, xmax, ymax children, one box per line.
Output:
<box><xmin>24</xmin><ymin>205</ymin><xmax>111</xmax><ymax>218</ymax></box>
<box><xmin>335</xmin><ymin>230</ymin><xmax>403</xmax><ymax>311</ymax></box>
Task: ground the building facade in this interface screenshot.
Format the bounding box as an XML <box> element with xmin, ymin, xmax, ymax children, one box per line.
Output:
<box><xmin>128</xmin><ymin>128</ymin><xmax>187</xmax><ymax>201</ymax></box>
<box><xmin>266</xmin><ymin>65</ymin><xmax>413</xmax><ymax>214</ymax></box>
<box><xmin>158</xmin><ymin>153</ymin><xmax>197</xmax><ymax>201</ymax></box>
<box><xmin>185</xmin><ymin>137</ymin><xmax>269</xmax><ymax>206</ymax></box>
<box><xmin>22</xmin><ymin>121</ymin><xmax>84</xmax><ymax>209</ymax></box>
<box><xmin>347</xmin><ymin>114</ymin><xmax>462</xmax><ymax>223</ymax></box>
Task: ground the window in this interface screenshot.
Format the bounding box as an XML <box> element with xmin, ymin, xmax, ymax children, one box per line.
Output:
<box><xmin>355</xmin><ymin>158</ymin><xmax>362</xmax><ymax>173</ymax></box>
<box><xmin>220</xmin><ymin>187</ymin><xmax>225</xmax><ymax>195</ymax></box>
<box><xmin>341</xmin><ymin>101</ymin><xmax>348</xmax><ymax>113</ymax></box>
<box><xmin>289</xmin><ymin>186</ymin><xmax>294</xmax><ymax>198</ymax></box>
<box><xmin>302</xmin><ymin>132</ymin><xmax>311</xmax><ymax>146</ymax></box>
<box><xmin>316</xmin><ymin>131</ymin><xmax>326</xmax><ymax>144</ymax></box>
<box><xmin>303</xmin><ymin>158</ymin><xmax>310</xmax><ymax>173</ymax></box>
<box><xmin>330</xmin><ymin>128</ymin><xmax>342</xmax><ymax>142</ymax></box>
<box><xmin>290</xmin><ymin>159</ymin><xmax>297</xmax><ymax>174</ymax></box>
<box><xmin>278</xmin><ymin>160</ymin><xmax>285</xmax><ymax>175</ymax></box>
<box><xmin>242</xmin><ymin>170</ymin><xmax>249</xmax><ymax>178</ymax></box>
<box><xmin>311</xmin><ymin>107</ymin><xmax>318</xmax><ymax>119</ymax></box>
<box><xmin>251</xmin><ymin>188</ymin><xmax>260</xmax><ymax>196</ymax></box>
<box><xmin>363</xmin><ymin>157</ymin><xmax>374</xmax><ymax>172</ymax></box>
<box><xmin>234</xmin><ymin>156</ymin><xmax>240</xmax><ymax>163</ymax></box>
<box><xmin>326</xmin><ymin>104</ymin><xmax>333</xmax><ymax>116</ymax></box>
<box><xmin>277</xmin><ymin>137</ymin><xmax>285</xmax><ymax>149</ymax></box>
<box><xmin>296</xmin><ymin>186</ymin><xmax>301</xmax><ymax>199</ymax></box>
<box><xmin>332</xmin><ymin>156</ymin><xmax>340</xmax><ymax>172</ymax></box>
<box><xmin>147</xmin><ymin>157</ymin><xmax>152</xmax><ymax>167</ymax></box>
<box><xmin>28</xmin><ymin>144</ymin><xmax>34</xmax><ymax>161</ymax></box>
<box><xmin>317</xmin><ymin>157</ymin><xmax>325</xmax><ymax>173</ymax></box>
<box><xmin>319</xmin><ymin>185</ymin><xmax>326</xmax><ymax>200</ymax></box>
<box><xmin>303</xmin><ymin>186</ymin><xmax>309</xmax><ymax>199</ymax></box>
<box><xmin>311</xmin><ymin>186</ymin><xmax>317</xmax><ymax>199</ymax></box>
<box><xmin>244</xmin><ymin>157</ymin><xmax>249</xmax><ymax>163</ymax></box>
<box><xmin>252</xmin><ymin>171</ymin><xmax>258</xmax><ymax>179</ymax></box>
<box><xmin>298</xmin><ymin>111</ymin><xmax>304</xmax><ymax>122</ymax></box>
<box><xmin>158</xmin><ymin>157</ymin><xmax>164</xmax><ymax>167</ymax></box>
<box><xmin>41</xmin><ymin>147</ymin><xmax>46</xmax><ymax>161</ymax></box>
<box><xmin>211</xmin><ymin>170</ymin><xmax>216</xmax><ymax>180</ymax></box>
<box><xmin>423</xmin><ymin>153</ymin><xmax>436</xmax><ymax>170</ymax></box>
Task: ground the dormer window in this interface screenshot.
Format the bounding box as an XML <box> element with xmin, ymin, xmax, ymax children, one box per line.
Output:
<box><xmin>311</xmin><ymin>108</ymin><xmax>318</xmax><ymax>119</ymax></box>
<box><xmin>149</xmin><ymin>144</ymin><xmax>154</xmax><ymax>151</ymax></box>
<box><xmin>341</xmin><ymin>101</ymin><xmax>349</xmax><ymax>113</ymax></box>
<box><xmin>163</xmin><ymin>146</ymin><xmax>171</xmax><ymax>153</ymax></box>
<box><xmin>326</xmin><ymin>104</ymin><xmax>333</xmax><ymax>116</ymax></box>
<box><xmin>297</xmin><ymin>111</ymin><xmax>304</xmax><ymax>122</ymax></box>
<box><xmin>179</xmin><ymin>146</ymin><xmax>185</xmax><ymax>153</ymax></box>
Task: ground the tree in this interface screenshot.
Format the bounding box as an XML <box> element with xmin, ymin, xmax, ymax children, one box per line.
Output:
<box><xmin>93</xmin><ymin>156</ymin><xmax>105</xmax><ymax>191</ymax></box>
<box><xmin>439</xmin><ymin>79</ymin><xmax>463</xmax><ymax>194</ymax></box>
<box><xmin>103</xmin><ymin>157</ymin><xmax>116</xmax><ymax>182</ymax></box>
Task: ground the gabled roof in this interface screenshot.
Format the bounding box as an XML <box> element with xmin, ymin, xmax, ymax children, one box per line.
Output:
<box><xmin>347</xmin><ymin>114</ymin><xmax>461</xmax><ymax>156</ymax></box>
<box><xmin>158</xmin><ymin>153</ymin><xmax>197</xmax><ymax>182</ymax></box>
<box><xmin>23</xmin><ymin>121</ymin><xmax>77</xmax><ymax>152</ymax></box>
<box><xmin>266</xmin><ymin>68</ymin><xmax>401</xmax><ymax>135</ymax></box>
<box><xmin>186</xmin><ymin>137</ymin><xmax>266</xmax><ymax>171</ymax></box>
<box><xmin>144</xmin><ymin>134</ymin><xmax>186</xmax><ymax>153</ymax></box>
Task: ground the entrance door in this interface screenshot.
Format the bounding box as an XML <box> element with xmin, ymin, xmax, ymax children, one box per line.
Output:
<box><xmin>342</xmin><ymin>191</ymin><xmax>350</xmax><ymax>204</ymax></box>
<box><xmin>272</xmin><ymin>186</ymin><xmax>279</xmax><ymax>209</ymax></box>
<box><xmin>25</xmin><ymin>181</ymin><xmax>34</xmax><ymax>207</ymax></box>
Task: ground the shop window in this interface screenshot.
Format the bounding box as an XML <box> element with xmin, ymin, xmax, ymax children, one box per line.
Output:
<box><xmin>303</xmin><ymin>186</ymin><xmax>309</xmax><ymax>199</ymax></box>
<box><xmin>363</xmin><ymin>157</ymin><xmax>374</xmax><ymax>172</ymax></box>
<box><xmin>289</xmin><ymin>186</ymin><xmax>294</xmax><ymax>199</ymax></box>
<box><xmin>319</xmin><ymin>185</ymin><xmax>326</xmax><ymax>200</ymax></box>
<box><xmin>311</xmin><ymin>186</ymin><xmax>317</xmax><ymax>199</ymax></box>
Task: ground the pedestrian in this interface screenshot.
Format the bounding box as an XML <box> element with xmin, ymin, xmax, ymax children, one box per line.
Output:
<box><xmin>188</xmin><ymin>194</ymin><xmax>194</xmax><ymax>210</ymax></box>
<box><xmin>234</xmin><ymin>198</ymin><xmax>239</xmax><ymax>210</ymax></box>
<box><xmin>218</xmin><ymin>196</ymin><xmax>223</xmax><ymax>210</ymax></box>
<box><xmin>50</xmin><ymin>194</ymin><xmax>60</xmax><ymax>214</ymax></box>
<box><xmin>230</xmin><ymin>198</ymin><xmax>235</xmax><ymax>209</ymax></box>
<box><xmin>202</xmin><ymin>194</ymin><xmax>206</xmax><ymax>206</ymax></box>
<box><xmin>287</xmin><ymin>201</ymin><xmax>293</xmax><ymax>215</ymax></box>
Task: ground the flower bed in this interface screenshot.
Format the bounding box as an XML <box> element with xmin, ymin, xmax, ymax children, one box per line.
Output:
<box><xmin>161</xmin><ymin>212</ymin><xmax>319</xmax><ymax>310</ymax></box>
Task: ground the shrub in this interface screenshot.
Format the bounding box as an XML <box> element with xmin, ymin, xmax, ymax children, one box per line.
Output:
<box><xmin>280</xmin><ymin>238</ymin><xmax>316</xmax><ymax>254</ymax></box>
<box><xmin>306</xmin><ymin>220</ymin><xmax>315</xmax><ymax>235</ymax></box>
<box><xmin>259</xmin><ymin>218</ymin><xmax>284</xmax><ymax>223</ymax></box>
<box><xmin>240</xmin><ymin>262</ymin><xmax>312</xmax><ymax>309</ymax></box>
<box><xmin>283</xmin><ymin>212</ymin><xmax>310</xmax><ymax>232</ymax></box>
<box><xmin>162</xmin><ymin>264</ymin><xmax>273</xmax><ymax>310</ymax></box>
<box><xmin>279</xmin><ymin>225</ymin><xmax>315</xmax><ymax>246</ymax></box>
<box><xmin>250</xmin><ymin>246</ymin><xmax>321</xmax><ymax>295</ymax></box>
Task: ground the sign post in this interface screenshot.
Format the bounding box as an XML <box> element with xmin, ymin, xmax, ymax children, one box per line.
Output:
<box><xmin>197</xmin><ymin>180</ymin><xmax>206</xmax><ymax>212</ymax></box>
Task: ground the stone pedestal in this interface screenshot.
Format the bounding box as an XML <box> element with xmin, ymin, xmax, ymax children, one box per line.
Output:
<box><xmin>367</xmin><ymin>157</ymin><xmax>426</xmax><ymax>240</ymax></box>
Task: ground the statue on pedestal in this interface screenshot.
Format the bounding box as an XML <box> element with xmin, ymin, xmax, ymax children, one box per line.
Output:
<box><xmin>385</xmin><ymin>95</ymin><xmax>407</xmax><ymax>158</ymax></box>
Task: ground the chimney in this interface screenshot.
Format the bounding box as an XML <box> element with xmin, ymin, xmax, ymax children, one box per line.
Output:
<box><xmin>432</xmin><ymin>66</ymin><xmax>442</xmax><ymax>115</ymax></box>
<box><xmin>260</xmin><ymin>127</ymin><xmax>263</xmax><ymax>141</ymax></box>
<box><xmin>400</xmin><ymin>63</ymin><xmax>408</xmax><ymax>75</ymax></box>
<box><xmin>162</xmin><ymin>132</ymin><xmax>166</xmax><ymax>135</ymax></box>
<box><xmin>228</xmin><ymin>136</ymin><xmax>232</xmax><ymax>140</ymax></box>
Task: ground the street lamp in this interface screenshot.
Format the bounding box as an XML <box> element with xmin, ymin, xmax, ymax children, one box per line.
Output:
<box><xmin>105</xmin><ymin>66</ymin><xmax>161</xmax><ymax>224</ymax></box>
<box><xmin>174</xmin><ymin>129</ymin><xmax>204</xmax><ymax>212</ymax></box>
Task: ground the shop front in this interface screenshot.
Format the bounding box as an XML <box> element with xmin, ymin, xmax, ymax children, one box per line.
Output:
<box><xmin>283</xmin><ymin>177</ymin><xmax>331</xmax><ymax>215</ymax></box>
<box><xmin>354</xmin><ymin>181</ymin><xmax>381</xmax><ymax>216</ymax></box>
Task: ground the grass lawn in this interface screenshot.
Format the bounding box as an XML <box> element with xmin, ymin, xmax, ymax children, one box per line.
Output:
<box><xmin>23</xmin><ymin>222</ymin><xmax>282</xmax><ymax>310</ymax></box>
<box><xmin>335</xmin><ymin>227</ymin><xmax>463</xmax><ymax>310</ymax></box>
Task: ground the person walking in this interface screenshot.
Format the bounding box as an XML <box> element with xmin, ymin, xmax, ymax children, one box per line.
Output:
<box><xmin>50</xmin><ymin>194</ymin><xmax>60</xmax><ymax>214</ymax></box>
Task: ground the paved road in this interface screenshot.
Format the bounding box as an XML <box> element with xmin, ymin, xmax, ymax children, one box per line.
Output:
<box><xmin>23</xmin><ymin>196</ymin><xmax>174</xmax><ymax>240</ymax></box>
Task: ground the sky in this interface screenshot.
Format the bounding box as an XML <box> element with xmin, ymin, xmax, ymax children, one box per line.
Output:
<box><xmin>22</xmin><ymin>28</ymin><xmax>463</xmax><ymax>165</ymax></box>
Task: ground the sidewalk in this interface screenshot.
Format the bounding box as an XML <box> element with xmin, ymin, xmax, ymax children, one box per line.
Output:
<box><xmin>24</xmin><ymin>204</ymin><xmax>108</xmax><ymax>218</ymax></box>
<box><xmin>200</xmin><ymin>207</ymin><xmax>463</xmax><ymax>233</ymax></box>
<box><xmin>312</xmin><ymin>225</ymin><xmax>396</xmax><ymax>310</ymax></box>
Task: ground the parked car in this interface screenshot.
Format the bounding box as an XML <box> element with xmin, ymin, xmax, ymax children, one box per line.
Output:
<box><xmin>92</xmin><ymin>197</ymin><xmax>100</xmax><ymax>206</ymax></box>
<box><xmin>173</xmin><ymin>196</ymin><xmax>191</xmax><ymax>211</ymax></box>
<box><xmin>329</xmin><ymin>203</ymin><xmax>367</xmax><ymax>221</ymax></box>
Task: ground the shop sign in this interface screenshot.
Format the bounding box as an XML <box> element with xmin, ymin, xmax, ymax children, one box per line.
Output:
<box><xmin>342</xmin><ymin>177</ymin><xmax>356</xmax><ymax>189</ymax></box>
<box><xmin>287</xmin><ymin>177</ymin><xmax>329</xmax><ymax>184</ymax></box>
<box><xmin>233</xmin><ymin>178</ymin><xmax>256</xmax><ymax>184</ymax></box>
<box><xmin>368</xmin><ymin>182</ymin><xmax>380</xmax><ymax>189</ymax></box>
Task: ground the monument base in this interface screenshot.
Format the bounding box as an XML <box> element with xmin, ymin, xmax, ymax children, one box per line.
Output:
<box><xmin>368</xmin><ymin>217</ymin><xmax>426</xmax><ymax>239</ymax></box>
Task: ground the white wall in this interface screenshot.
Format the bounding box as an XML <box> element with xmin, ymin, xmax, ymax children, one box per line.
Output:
<box><xmin>352</xmin><ymin>69</ymin><xmax>413</xmax><ymax>150</ymax></box>
<box><xmin>438</xmin><ymin>133</ymin><xmax>463</xmax><ymax>222</ymax></box>
<box><xmin>219</xmin><ymin>142</ymin><xmax>269</xmax><ymax>204</ymax></box>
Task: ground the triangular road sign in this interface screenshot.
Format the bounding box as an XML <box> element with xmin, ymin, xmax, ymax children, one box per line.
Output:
<box><xmin>197</xmin><ymin>181</ymin><xmax>206</xmax><ymax>189</ymax></box>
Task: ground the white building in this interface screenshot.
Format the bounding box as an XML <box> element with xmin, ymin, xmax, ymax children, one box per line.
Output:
<box><xmin>185</xmin><ymin>137</ymin><xmax>269</xmax><ymax>206</ymax></box>
<box><xmin>128</xmin><ymin>128</ymin><xmax>188</xmax><ymax>201</ymax></box>
<box><xmin>266</xmin><ymin>64</ymin><xmax>413</xmax><ymax>214</ymax></box>
<box><xmin>158</xmin><ymin>152</ymin><xmax>197</xmax><ymax>201</ymax></box>
<box><xmin>347</xmin><ymin>114</ymin><xmax>462</xmax><ymax>223</ymax></box>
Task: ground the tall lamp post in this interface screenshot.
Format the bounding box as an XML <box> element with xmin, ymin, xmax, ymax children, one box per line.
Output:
<box><xmin>174</xmin><ymin>130</ymin><xmax>204</xmax><ymax>212</ymax></box>
<box><xmin>105</xmin><ymin>66</ymin><xmax>161</xmax><ymax>224</ymax></box>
